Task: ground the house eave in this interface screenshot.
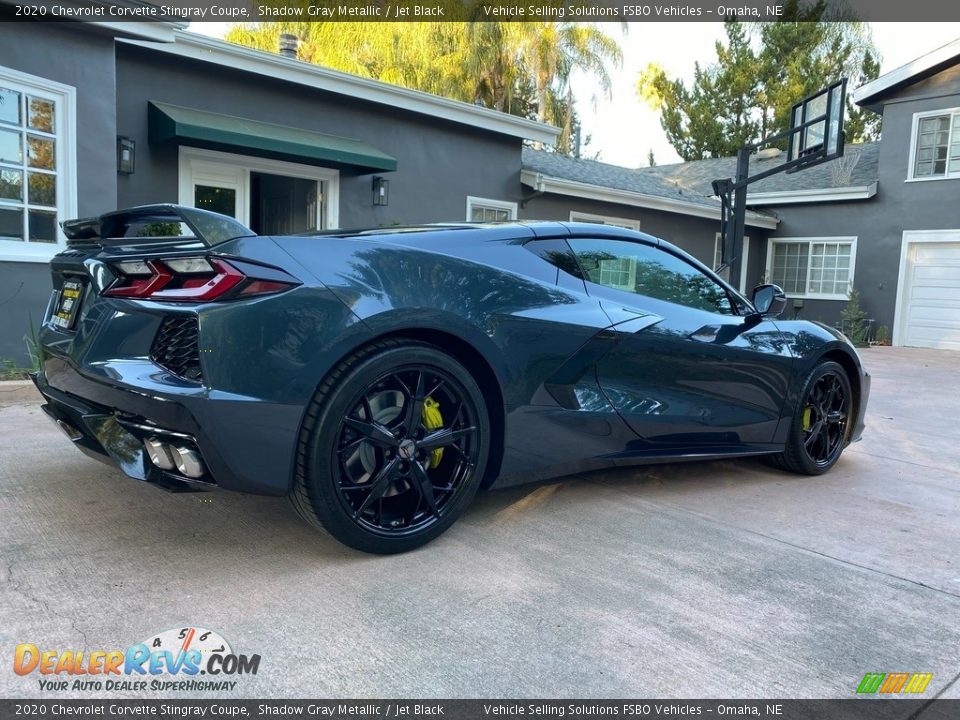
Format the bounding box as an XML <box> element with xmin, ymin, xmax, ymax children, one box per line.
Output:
<box><xmin>853</xmin><ymin>38</ymin><xmax>960</xmax><ymax>110</ymax></box>
<box><xmin>89</xmin><ymin>21</ymin><xmax>182</xmax><ymax>42</ymax></box>
<box><xmin>521</xmin><ymin>170</ymin><xmax>779</xmax><ymax>230</ymax></box>
<box><xmin>745</xmin><ymin>182</ymin><xmax>878</xmax><ymax>206</ymax></box>
<box><xmin>119</xmin><ymin>31</ymin><xmax>560</xmax><ymax>145</ymax></box>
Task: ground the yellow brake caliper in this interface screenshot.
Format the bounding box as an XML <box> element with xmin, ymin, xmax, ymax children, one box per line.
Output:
<box><xmin>802</xmin><ymin>406</ymin><xmax>814</xmax><ymax>432</ymax></box>
<box><xmin>421</xmin><ymin>396</ymin><xmax>444</xmax><ymax>469</ymax></box>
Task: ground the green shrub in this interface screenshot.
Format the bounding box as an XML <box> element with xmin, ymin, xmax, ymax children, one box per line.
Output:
<box><xmin>875</xmin><ymin>325</ymin><xmax>890</xmax><ymax>346</ymax></box>
<box><xmin>0</xmin><ymin>358</ymin><xmax>29</xmax><ymax>380</ymax></box>
<box><xmin>840</xmin><ymin>289</ymin><xmax>870</xmax><ymax>346</ymax></box>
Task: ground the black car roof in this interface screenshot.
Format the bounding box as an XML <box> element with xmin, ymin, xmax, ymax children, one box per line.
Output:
<box><xmin>297</xmin><ymin>220</ymin><xmax>659</xmax><ymax>247</ymax></box>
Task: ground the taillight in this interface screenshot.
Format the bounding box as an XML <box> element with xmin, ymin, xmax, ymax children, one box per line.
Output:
<box><xmin>104</xmin><ymin>257</ymin><xmax>298</xmax><ymax>302</ymax></box>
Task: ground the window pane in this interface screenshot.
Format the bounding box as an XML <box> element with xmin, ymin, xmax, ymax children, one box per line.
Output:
<box><xmin>28</xmin><ymin>171</ymin><xmax>55</xmax><ymax>205</ymax></box>
<box><xmin>771</xmin><ymin>242</ymin><xmax>808</xmax><ymax>294</ymax></box>
<box><xmin>0</xmin><ymin>87</ymin><xmax>20</xmax><ymax>126</ymax></box>
<box><xmin>27</xmin><ymin>135</ymin><xmax>54</xmax><ymax>169</ymax></box>
<box><xmin>470</xmin><ymin>202</ymin><xmax>513</xmax><ymax>223</ymax></box>
<box><xmin>570</xmin><ymin>237</ymin><xmax>733</xmax><ymax>315</ymax></box>
<box><xmin>0</xmin><ymin>128</ymin><xmax>20</xmax><ymax>163</ymax></box>
<box><xmin>0</xmin><ymin>168</ymin><xmax>23</xmax><ymax>200</ymax></box>
<box><xmin>915</xmin><ymin>114</ymin><xmax>952</xmax><ymax>177</ymax></box>
<box><xmin>27</xmin><ymin>97</ymin><xmax>54</xmax><ymax>133</ymax></box>
<box><xmin>194</xmin><ymin>185</ymin><xmax>236</xmax><ymax>218</ymax></box>
<box><xmin>0</xmin><ymin>206</ymin><xmax>21</xmax><ymax>240</ymax></box>
<box><xmin>28</xmin><ymin>210</ymin><xmax>56</xmax><ymax>242</ymax></box>
<box><xmin>805</xmin><ymin>242</ymin><xmax>852</xmax><ymax>295</ymax></box>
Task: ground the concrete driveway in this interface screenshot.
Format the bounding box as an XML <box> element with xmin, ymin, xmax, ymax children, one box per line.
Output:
<box><xmin>1</xmin><ymin>347</ymin><xmax>958</xmax><ymax>699</ymax></box>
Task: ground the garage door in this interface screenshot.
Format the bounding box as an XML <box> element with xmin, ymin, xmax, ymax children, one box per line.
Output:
<box><xmin>899</xmin><ymin>237</ymin><xmax>960</xmax><ymax>350</ymax></box>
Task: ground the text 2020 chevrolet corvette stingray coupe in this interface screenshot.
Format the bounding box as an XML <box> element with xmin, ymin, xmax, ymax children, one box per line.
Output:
<box><xmin>35</xmin><ymin>204</ymin><xmax>869</xmax><ymax>553</ymax></box>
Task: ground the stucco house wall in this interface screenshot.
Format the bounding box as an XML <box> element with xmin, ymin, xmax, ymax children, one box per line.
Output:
<box><xmin>115</xmin><ymin>44</ymin><xmax>523</xmax><ymax>228</ymax></box>
<box><xmin>0</xmin><ymin>22</ymin><xmax>119</xmax><ymax>364</ymax></box>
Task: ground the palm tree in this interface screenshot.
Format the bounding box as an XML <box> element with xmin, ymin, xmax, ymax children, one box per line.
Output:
<box><xmin>519</xmin><ymin>21</ymin><xmax>624</xmax><ymax>126</ymax></box>
<box><xmin>223</xmin><ymin>19</ymin><xmax>624</xmax><ymax>154</ymax></box>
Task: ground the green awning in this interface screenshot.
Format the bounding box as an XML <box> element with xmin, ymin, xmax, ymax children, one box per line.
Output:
<box><xmin>148</xmin><ymin>101</ymin><xmax>397</xmax><ymax>174</ymax></box>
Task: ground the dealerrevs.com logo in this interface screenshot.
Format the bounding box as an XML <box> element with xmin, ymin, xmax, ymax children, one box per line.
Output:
<box><xmin>13</xmin><ymin>627</ymin><xmax>261</xmax><ymax>692</ymax></box>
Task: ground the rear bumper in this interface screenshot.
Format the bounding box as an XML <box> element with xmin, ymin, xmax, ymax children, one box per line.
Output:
<box><xmin>34</xmin><ymin>357</ymin><xmax>300</xmax><ymax>495</ymax></box>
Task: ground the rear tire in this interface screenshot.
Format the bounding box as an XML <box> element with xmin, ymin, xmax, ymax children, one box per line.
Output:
<box><xmin>290</xmin><ymin>339</ymin><xmax>490</xmax><ymax>553</ymax></box>
<box><xmin>767</xmin><ymin>360</ymin><xmax>852</xmax><ymax>475</ymax></box>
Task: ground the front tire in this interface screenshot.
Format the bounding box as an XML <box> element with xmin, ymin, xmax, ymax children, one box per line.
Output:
<box><xmin>290</xmin><ymin>339</ymin><xmax>490</xmax><ymax>553</ymax></box>
<box><xmin>769</xmin><ymin>360</ymin><xmax>852</xmax><ymax>475</ymax></box>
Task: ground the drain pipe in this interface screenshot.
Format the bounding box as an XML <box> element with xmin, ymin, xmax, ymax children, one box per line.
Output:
<box><xmin>279</xmin><ymin>33</ymin><xmax>300</xmax><ymax>60</ymax></box>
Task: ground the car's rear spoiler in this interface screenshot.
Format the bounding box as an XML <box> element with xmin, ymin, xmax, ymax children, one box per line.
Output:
<box><xmin>61</xmin><ymin>204</ymin><xmax>256</xmax><ymax>247</ymax></box>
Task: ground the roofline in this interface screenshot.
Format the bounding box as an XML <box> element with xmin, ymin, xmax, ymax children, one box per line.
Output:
<box><xmin>119</xmin><ymin>31</ymin><xmax>560</xmax><ymax>145</ymax></box>
<box><xmin>521</xmin><ymin>170</ymin><xmax>779</xmax><ymax>230</ymax></box>
<box><xmin>89</xmin><ymin>21</ymin><xmax>182</xmax><ymax>41</ymax></box>
<box><xmin>745</xmin><ymin>182</ymin><xmax>878</xmax><ymax>206</ymax></box>
<box><xmin>853</xmin><ymin>37</ymin><xmax>960</xmax><ymax>108</ymax></box>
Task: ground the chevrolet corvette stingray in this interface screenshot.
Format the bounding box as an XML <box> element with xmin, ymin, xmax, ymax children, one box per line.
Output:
<box><xmin>34</xmin><ymin>204</ymin><xmax>869</xmax><ymax>553</ymax></box>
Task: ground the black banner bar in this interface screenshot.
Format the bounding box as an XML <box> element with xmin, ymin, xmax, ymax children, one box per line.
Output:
<box><xmin>0</xmin><ymin>700</ymin><xmax>958</xmax><ymax>720</ymax></box>
<box><xmin>3</xmin><ymin>0</ymin><xmax>960</xmax><ymax>22</ymax></box>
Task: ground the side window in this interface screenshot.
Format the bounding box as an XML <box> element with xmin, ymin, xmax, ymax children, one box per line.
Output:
<box><xmin>524</xmin><ymin>238</ymin><xmax>585</xmax><ymax>280</ymax></box>
<box><xmin>569</xmin><ymin>237</ymin><xmax>734</xmax><ymax>315</ymax></box>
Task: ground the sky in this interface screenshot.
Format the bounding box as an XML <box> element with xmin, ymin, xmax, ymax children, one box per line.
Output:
<box><xmin>188</xmin><ymin>22</ymin><xmax>960</xmax><ymax>167</ymax></box>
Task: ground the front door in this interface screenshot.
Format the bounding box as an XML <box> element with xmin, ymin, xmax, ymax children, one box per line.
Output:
<box><xmin>179</xmin><ymin>148</ymin><xmax>338</xmax><ymax>232</ymax></box>
<box><xmin>567</xmin><ymin>235</ymin><xmax>794</xmax><ymax>449</ymax></box>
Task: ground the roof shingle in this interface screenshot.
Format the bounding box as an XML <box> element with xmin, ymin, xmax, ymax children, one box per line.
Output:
<box><xmin>521</xmin><ymin>142</ymin><xmax>879</xmax><ymax>206</ymax></box>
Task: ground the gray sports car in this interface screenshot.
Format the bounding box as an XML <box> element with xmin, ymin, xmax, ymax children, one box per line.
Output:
<box><xmin>34</xmin><ymin>204</ymin><xmax>869</xmax><ymax>553</ymax></box>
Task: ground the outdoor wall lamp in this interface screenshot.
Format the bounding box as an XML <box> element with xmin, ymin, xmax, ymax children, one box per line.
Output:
<box><xmin>117</xmin><ymin>137</ymin><xmax>136</xmax><ymax>174</ymax></box>
<box><xmin>372</xmin><ymin>176</ymin><xmax>389</xmax><ymax>206</ymax></box>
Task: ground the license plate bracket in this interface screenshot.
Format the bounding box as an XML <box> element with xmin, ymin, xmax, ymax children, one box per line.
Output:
<box><xmin>51</xmin><ymin>279</ymin><xmax>84</xmax><ymax>331</ymax></box>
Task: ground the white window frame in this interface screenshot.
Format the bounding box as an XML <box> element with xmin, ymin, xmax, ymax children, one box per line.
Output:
<box><xmin>178</xmin><ymin>146</ymin><xmax>340</xmax><ymax>230</ymax></box>
<box><xmin>765</xmin><ymin>236</ymin><xmax>857</xmax><ymax>301</ymax></box>
<box><xmin>598</xmin><ymin>256</ymin><xmax>637</xmax><ymax>292</ymax></box>
<box><xmin>713</xmin><ymin>233</ymin><xmax>750</xmax><ymax>294</ymax></box>
<box><xmin>906</xmin><ymin>107</ymin><xmax>960</xmax><ymax>182</ymax></box>
<box><xmin>465</xmin><ymin>195</ymin><xmax>517</xmax><ymax>222</ymax></box>
<box><xmin>569</xmin><ymin>211</ymin><xmax>640</xmax><ymax>231</ymax></box>
<box><xmin>0</xmin><ymin>66</ymin><xmax>77</xmax><ymax>263</ymax></box>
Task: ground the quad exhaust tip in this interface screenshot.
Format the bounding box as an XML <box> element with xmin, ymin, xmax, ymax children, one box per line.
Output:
<box><xmin>56</xmin><ymin>419</ymin><xmax>83</xmax><ymax>442</ymax></box>
<box><xmin>144</xmin><ymin>437</ymin><xmax>207</xmax><ymax>479</ymax></box>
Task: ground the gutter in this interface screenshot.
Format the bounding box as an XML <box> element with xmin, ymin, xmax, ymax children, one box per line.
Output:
<box><xmin>745</xmin><ymin>182</ymin><xmax>878</xmax><ymax>206</ymax></box>
<box><xmin>119</xmin><ymin>31</ymin><xmax>560</xmax><ymax>146</ymax></box>
<box><xmin>520</xmin><ymin>170</ymin><xmax>779</xmax><ymax>230</ymax></box>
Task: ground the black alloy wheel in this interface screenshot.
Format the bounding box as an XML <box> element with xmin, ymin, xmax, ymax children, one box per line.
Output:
<box><xmin>800</xmin><ymin>369</ymin><xmax>849</xmax><ymax>468</ymax></box>
<box><xmin>291</xmin><ymin>339</ymin><xmax>490</xmax><ymax>553</ymax></box>
<box><xmin>767</xmin><ymin>360</ymin><xmax>852</xmax><ymax>475</ymax></box>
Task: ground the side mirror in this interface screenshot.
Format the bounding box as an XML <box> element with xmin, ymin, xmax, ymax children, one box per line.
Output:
<box><xmin>752</xmin><ymin>284</ymin><xmax>787</xmax><ymax>317</ymax></box>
